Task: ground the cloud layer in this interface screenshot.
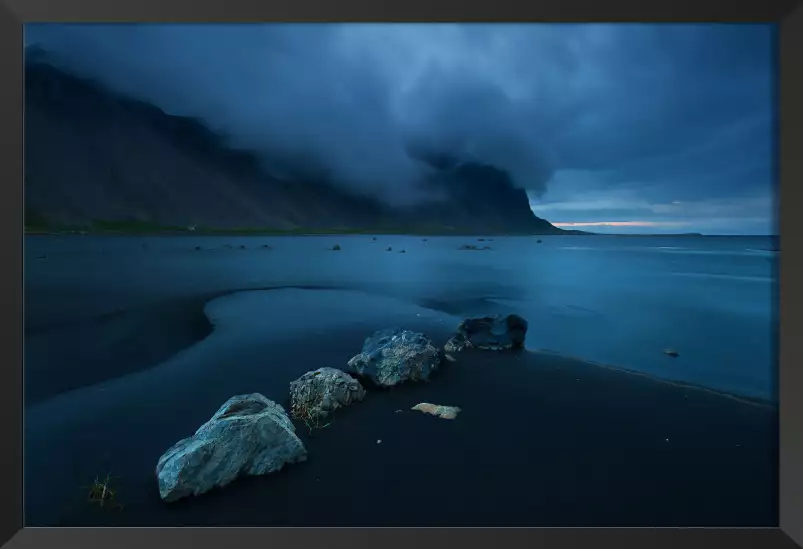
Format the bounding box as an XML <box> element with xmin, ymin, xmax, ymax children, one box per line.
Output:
<box><xmin>24</xmin><ymin>23</ymin><xmax>776</xmax><ymax>232</ymax></box>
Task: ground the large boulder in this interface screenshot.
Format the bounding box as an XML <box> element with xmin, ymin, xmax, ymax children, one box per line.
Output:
<box><xmin>347</xmin><ymin>328</ymin><xmax>441</xmax><ymax>387</ymax></box>
<box><xmin>444</xmin><ymin>314</ymin><xmax>528</xmax><ymax>352</ymax></box>
<box><xmin>155</xmin><ymin>393</ymin><xmax>307</xmax><ymax>502</ymax></box>
<box><xmin>289</xmin><ymin>367</ymin><xmax>366</xmax><ymax>419</ymax></box>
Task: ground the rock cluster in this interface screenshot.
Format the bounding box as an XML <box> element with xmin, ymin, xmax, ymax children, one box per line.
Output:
<box><xmin>444</xmin><ymin>314</ymin><xmax>528</xmax><ymax>353</ymax></box>
<box><xmin>156</xmin><ymin>313</ymin><xmax>528</xmax><ymax>502</ymax></box>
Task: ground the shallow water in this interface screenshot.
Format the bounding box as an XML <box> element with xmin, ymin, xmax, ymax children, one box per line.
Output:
<box><xmin>23</xmin><ymin>235</ymin><xmax>779</xmax><ymax>526</ymax></box>
<box><xmin>23</xmin><ymin>288</ymin><xmax>777</xmax><ymax>527</ymax></box>
<box><xmin>25</xmin><ymin>233</ymin><xmax>777</xmax><ymax>401</ymax></box>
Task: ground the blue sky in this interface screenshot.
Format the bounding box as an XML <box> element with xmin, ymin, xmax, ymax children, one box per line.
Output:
<box><xmin>25</xmin><ymin>23</ymin><xmax>777</xmax><ymax>235</ymax></box>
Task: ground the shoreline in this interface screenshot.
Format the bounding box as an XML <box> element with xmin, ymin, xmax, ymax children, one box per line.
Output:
<box><xmin>26</xmin><ymin>329</ymin><xmax>778</xmax><ymax>527</ymax></box>
<box><xmin>23</xmin><ymin>229</ymin><xmax>571</xmax><ymax>237</ymax></box>
<box><xmin>25</xmin><ymin>285</ymin><xmax>777</xmax><ymax>409</ymax></box>
<box><xmin>24</xmin><ymin>229</ymin><xmax>776</xmax><ymax>238</ymax></box>
<box><xmin>531</xmin><ymin>349</ymin><xmax>776</xmax><ymax>409</ymax></box>
<box><xmin>23</xmin><ymin>287</ymin><xmax>778</xmax><ymax>527</ymax></box>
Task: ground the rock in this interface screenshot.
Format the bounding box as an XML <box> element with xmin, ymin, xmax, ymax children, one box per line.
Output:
<box><xmin>443</xmin><ymin>353</ymin><xmax>457</xmax><ymax>363</ymax></box>
<box><xmin>239</xmin><ymin>245</ymin><xmax>246</xmax><ymax>249</ymax></box>
<box><xmin>446</xmin><ymin>314</ymin><xmax>528</xmax><ymax>352</ymax></box>
<box><xmin>155</xmin><ymin>393</ymin><xmax>307</xmax><ymax>502</ymax></box>
<box><xmin>194</xmin><ymin>246</ymin><xmax>202</xmax><ymax>251</ymax></box>
<box><xmin>537</xmin><ymin>239</ymin><xmax>542</xmax><ymax>244</ymax></box>
<box><xmin>399</xmin><ymin>250</ymin><xmax>406</xmax><ymax>254</ymax></box>
<box><xmin>332</xmin><ymin>244</ymin><xmax>341</xmax><ymax>251</ymax></box>
<box><xmin>386</xmin><ymin>246</ymin><xmax>392</xmax><ymax>252</ymax></box>
<box><xmin>347</xmin><ymin>328</ymin><xmax>441</xmax><ymax>387</ymax></box>
<box><xmin>289</xmin><ymin>367</ymin><xmax>366</xmax><ymax>419</ymax></box>
<box><xmin>411</xmin><ymin>403</ymin><xmax>461</xmax><ymax>420</ymax></box>
<box><xmin>260</xmin><ymin>244</ymin><xmax>273</xmax><ymax>249</ymax></box>
<box><xmin>663</xmin><ymin>348</ymin><xmax>680</xmax><ymax>358</ymax></box>
<box><xmin>444</xmin><ymin>337</ymin><xmax>469</xmax><ymax>354</ymax></box>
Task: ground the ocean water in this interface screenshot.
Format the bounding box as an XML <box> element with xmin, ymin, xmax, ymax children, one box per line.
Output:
<box><xmin>24</xmin><ymin>234</ymin><xmax>778</xmax><ymax>401</ymax></box>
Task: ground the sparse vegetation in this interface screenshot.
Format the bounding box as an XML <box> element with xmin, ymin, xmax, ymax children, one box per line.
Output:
<box><xmin>83</xmin><ymin>472</ymin><xmax>124</xmax><ymax>510</ymax></box>
<box><xmin>290</xmin><ymin>383</ymin><xmax>332</xmax><ymax>436</ymax></box>
<box><xmin>24</xmin><ymin>216</ymin><xmax>566</xmax><ymax>237</ymax></box>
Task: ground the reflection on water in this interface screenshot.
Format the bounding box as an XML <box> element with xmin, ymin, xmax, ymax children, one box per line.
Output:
<box><xmin>25</xmin><ymin>234</ymin><xmax>777</xmax><ymax>400</ymax></box>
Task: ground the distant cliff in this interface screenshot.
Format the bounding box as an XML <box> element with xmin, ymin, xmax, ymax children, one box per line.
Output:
<box><xmin>24</xmin><ymin>55</ymin><xmax>564</xmax><ymax>235</ymax></box>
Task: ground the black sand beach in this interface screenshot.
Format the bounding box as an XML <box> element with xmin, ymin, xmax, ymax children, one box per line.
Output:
<box><xmin>24</xmin><ymin>286</ymin><xmax>777</xmax><ymax>527</ymax></box>
<box><xmin>23</xmin><ymin>235</ymin><xmax>778</xmax><ymax>527</ymax></box>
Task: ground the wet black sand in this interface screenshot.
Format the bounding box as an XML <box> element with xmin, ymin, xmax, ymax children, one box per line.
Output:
<box><xmin>24</xmin><ymin>307</ymin><xmax>777</xmax><ymax>527</ymax></box>
<box><xmin>25</xmin><ymin>298</ymin><xmax>214</xmax><ymax>405</ymax></box>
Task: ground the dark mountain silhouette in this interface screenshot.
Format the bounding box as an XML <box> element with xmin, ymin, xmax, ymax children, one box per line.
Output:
<box><xmin>24</xmin><ymin>52</ymin><xmax>564</xmax><ymax>235</ymax></box>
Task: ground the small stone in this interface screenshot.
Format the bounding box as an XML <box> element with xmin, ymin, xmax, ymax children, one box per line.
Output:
<box><xmin>377</xmin><ymin>439</ymin><xmax>382</xmax><ymax>444</ymax></box>
<box><xmin>663</xmin><ymin>349</ymin><xmax>680</xmax><ymax>358</ymax></box>
<box><xmin>447</xmin><ymin>314</ymin><xmax>528</xmax><ymax>352</ymax></box>
<box><xmin>444</xmin><ymin>354</ymin><xmax>457</xmax><ymax>363</ymax></box>
<box><xmin>411</xmin><ymin>402</ymin><xmax>461</xmax><ymax>420</ymax></box>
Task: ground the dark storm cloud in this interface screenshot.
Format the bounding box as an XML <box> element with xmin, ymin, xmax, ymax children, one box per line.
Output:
<box><xmin>24</xmin><ymin>23</ymin><xmax>775</xmax><ymax>232</ymax></box>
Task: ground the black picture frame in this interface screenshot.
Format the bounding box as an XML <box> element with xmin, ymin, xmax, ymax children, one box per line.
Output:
<box><xmin>2</xmin><ymin>2</ymin><xmax>801</xmax><ymax>547</ymax></box>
